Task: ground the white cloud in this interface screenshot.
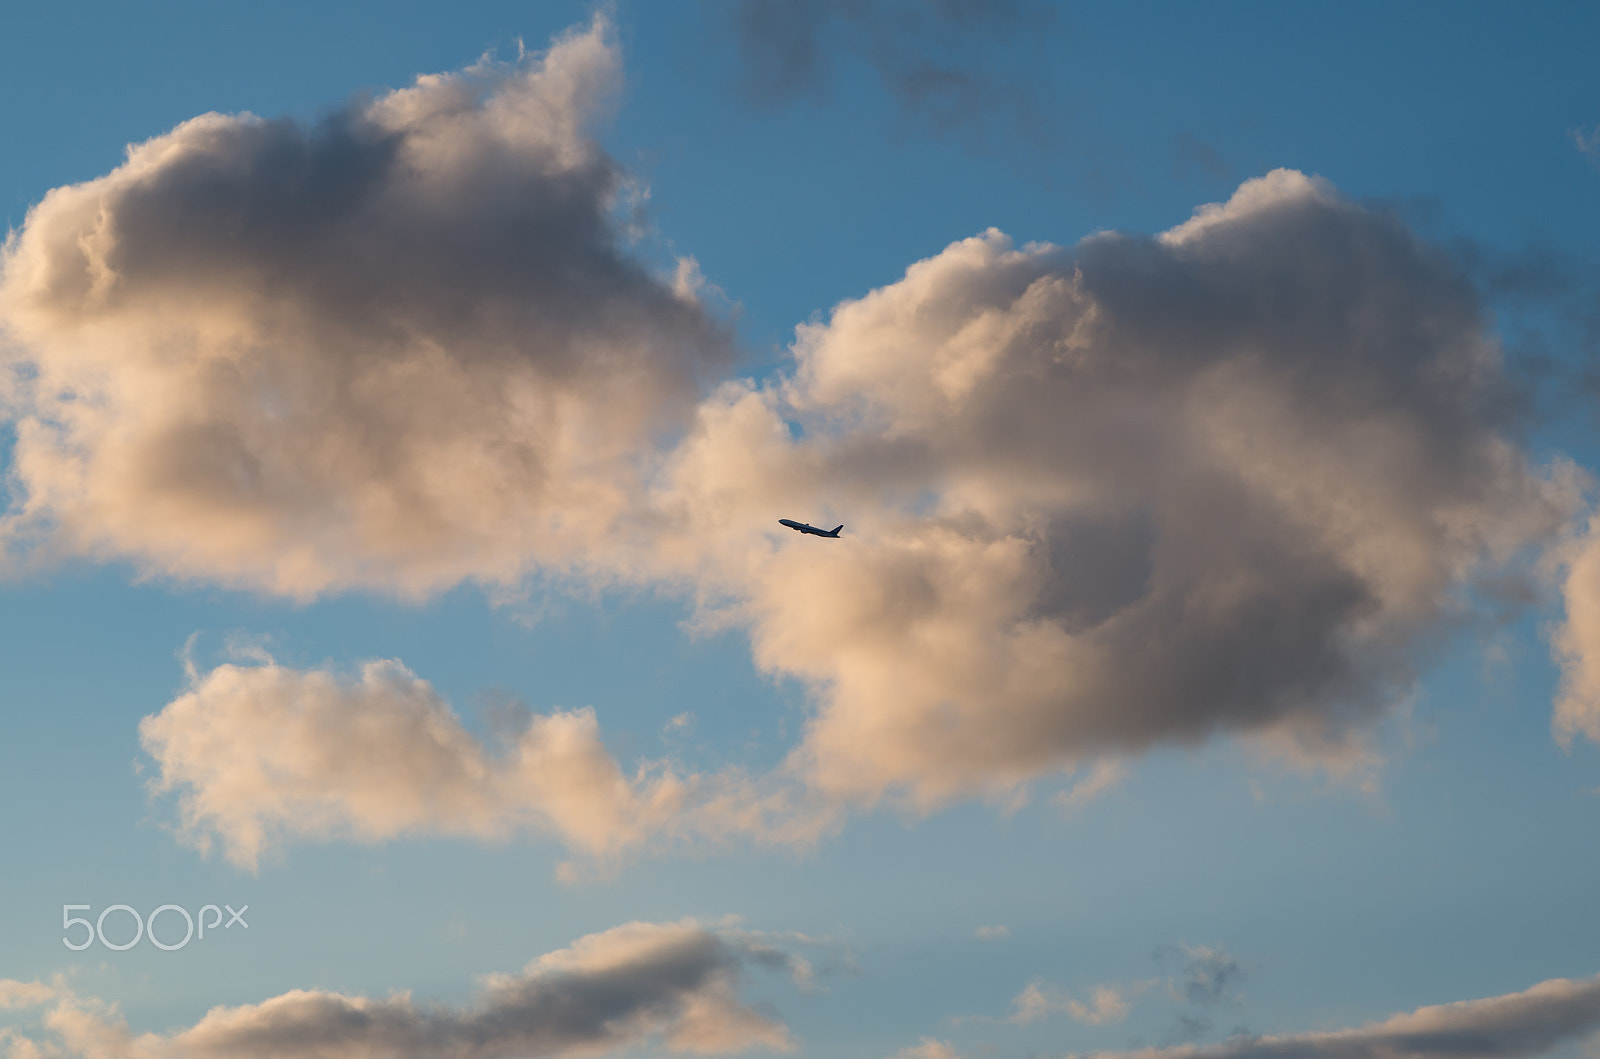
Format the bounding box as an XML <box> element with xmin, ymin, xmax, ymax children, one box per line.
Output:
<box><xmin>1080</xmin><ymin>970</ymin><xmax>1600</xmax><ymax>1059</ymax></box>
<box><xmin>974</xmin><ymin>924</ymin><xmax>1010</xmax><ymax>940</ymax></box>
<box><xmin>0</xmin><ymin>920</ymin><xmax>797</xmax><ymax>1059</ymax></box>
<box><xmin>139</xmin><ymin>655</ymin><xmax>831</xmax><ymax>870</ymax></box>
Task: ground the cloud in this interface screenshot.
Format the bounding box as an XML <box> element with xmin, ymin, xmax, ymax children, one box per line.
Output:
<box><xmin>1055</xmin><ymin>760</ymin><xmax>1128</xmax><ymax>815</ymax></box>
<box><xmin>0</xmin><ymin>920</ymin><xmax>797</xmax><ymax>1058</ymax></box>
<box><xmin>0</xmin><ymin>14</ymin><xmax>727</xmax><ymax>599</ymax></box>
<box><xmin>658</xmin><ymin>168</ymin><xmax>1580</xmax><ymax>805</ymax></box>
<box><xmin>139</xmin><ymin>655</ymin><xmax>829</xmax><ymax>870</ymax></box>
<box><xmin>0</xmin><ymin>980</ymin><xmax>58</xmax><ymax>1009</ymax></box>
<box><xmin>1176</xmin><ymin>946</ymin><xmax>1247</xmax><ymax>1008</ymax></box>
<box><xmin>720</xmin><ymin>0</ymin><xmax>1057</xmax><ymax>148</ymax></box>
<box><xmin>1009</xmin><ymin>981</ymin><xmax>1134</xmax><ymax>1026</ymax></box>
<box><xmin>1573</xmin><ymin>123</ymin><xmax>1600</xmax><ymax>168</ymax></box>
<box><xmin>973</xmin><ymin>924</ymin><xmax>1010</xmax><ymax>940</ymax></box>
<box><xmin>1079</xmin><ymin>970</ymin><xmax>1600</xmax><ymax>1059</ymax></box>
<box><xmin>1551</xmin><ymin>517</ymin><xmax>1600</xmax><ymax>749</ymax></box>
<box><xmin>890</xmin><ymin>1040</ymin><xmax>964</xmax><ymax>1059</ymax></box>
<box><xmin>1172</xmin><ymin>132</ymin><xmax>1233</xmax><ymax>183</ymax></box>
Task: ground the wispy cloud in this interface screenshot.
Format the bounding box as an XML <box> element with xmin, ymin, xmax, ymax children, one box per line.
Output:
<box><xmin>1573</xmin><ymin>122</ymin><xmax>1600</xmax><ymax>167</ymax></box>
<box><xmin>1175</xmin><ymin>946</ymin><xmax>1247</xmax><ymax>1007</ymax></box>
<box><xmin>719</xmin><ymin>0</ymin><xmax>1058</xmax><ymax>150</ymax></box>
<box><xmin>1056</xmin><ymin>761</ymin><xmax>1129</xmax><ymax>815</ymax></box>
<box><xmin>1081</xmin><ymin>970</ymin><xmax>1600</xmax><ymax>1059</ymax></box>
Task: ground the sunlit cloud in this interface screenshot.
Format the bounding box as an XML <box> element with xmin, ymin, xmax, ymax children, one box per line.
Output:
<box><xmin>659</xmin><ymin>170</ymin><xmax>1580</xmax><ymax>805</ymax></box>
<box><xmin>0</xmin><ymin>921</ymin><xmax>799</xmax><ymax>1058</ymax></box>
<box><xmin>140</xmin><ymin>655</ymin><xmax>832</xmax><ymax>871</ymax></box>
<box><xmin>0</xmin><ymin>13</ymin><xmax>725</xmax><ymax>599</ymax></box>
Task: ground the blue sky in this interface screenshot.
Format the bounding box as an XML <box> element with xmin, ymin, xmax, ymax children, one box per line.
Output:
<box><xmin>2</xmin><ymin>4</ymin><xmax>1600</xmax><ymax>1059</ymax></box>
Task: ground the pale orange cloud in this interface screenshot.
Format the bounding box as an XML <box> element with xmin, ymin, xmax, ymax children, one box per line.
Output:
<box><xmin>140</xmin><ymin>656</ymin><xmax>831</xmax><ymax>871</ymax></box>
<box><xmin>0</xmin><ymin>921</ymin><xmax>798</xmax><ymax>1058</ymax></box>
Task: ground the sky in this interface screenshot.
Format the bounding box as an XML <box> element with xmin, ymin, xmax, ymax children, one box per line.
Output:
<box><xmin>2</xmin><ymin>2</ymin><xmax>1600</xmax><ymax>1058</ymax></box>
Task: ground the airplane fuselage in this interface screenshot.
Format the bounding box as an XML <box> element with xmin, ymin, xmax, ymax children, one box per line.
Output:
<box><xmin>779</xmin><ymin>519</ymin><xmax>843</xmax><ymax>538</ymax></box>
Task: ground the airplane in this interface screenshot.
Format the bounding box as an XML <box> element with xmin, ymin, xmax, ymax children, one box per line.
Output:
<box><xmin>779</xmin><ymin>519</ymin><xmax>844</xmax><ymax>538</ymax></box>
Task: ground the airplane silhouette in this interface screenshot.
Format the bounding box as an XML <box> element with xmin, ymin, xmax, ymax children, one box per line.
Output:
<box><xmin>779</xmin><ymin>519</ymin><xmax>844</xmax><ymax>538</ymax></box>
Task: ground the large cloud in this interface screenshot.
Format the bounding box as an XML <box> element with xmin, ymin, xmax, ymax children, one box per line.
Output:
<box><xmin>1081</xmin><ymin>971</ymin><xmax>1600</xmax><ymax>1059</ymax></box>
<box><xmin>0</xmin><ymin>14</ymin><xmax>724</xmax><ymax>598</ymax></box>
<box><xmin>0</xmin><ymin>920</ymin><xmax>798</xmax><ymax>1058</ymax></box>
<box><xmin>657</xmin><ymin>170</ymin><xmax>1580</xmax><ymax>802</ymax></box>
<box><xmin>139</xmin><ymin>656</ymin><xmax>825</xmax><ymax>871</ymax></box>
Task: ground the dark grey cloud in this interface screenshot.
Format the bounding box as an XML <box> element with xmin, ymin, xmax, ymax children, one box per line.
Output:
<box><xmin>719</xmin><ymin>0</ymin><xmax>1059</xmax><ymax>148</ymax></box>
<box><xmin>1173</xmin><ymin>132</ymin><xmax>1234</xmax><ymax>183</ymax></box>
<box><xmin>1179</xmin><ymin>947</ymin><xmax>1247</xmax><ymax>1008</ymax></box>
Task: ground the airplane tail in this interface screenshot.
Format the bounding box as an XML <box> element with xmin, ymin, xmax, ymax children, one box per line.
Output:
<box><xmin>829</xmin><ymin>525</ymin><xmax>844</xmax><ymax>536</ymax></box>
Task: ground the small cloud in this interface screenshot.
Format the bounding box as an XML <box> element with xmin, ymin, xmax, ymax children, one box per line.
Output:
<box><xmin>722</xmin><ymin>0</ymin><xmax>1059</xmax><ymax>154</ymax></box>
<box><xmin>1082</xmin><ymin>969</ymin><xmax>1600</xmax><ymax>1059</ymax></box>
<box><xmin>1011</xmin><ymin>981</ymin><xmax>1134</xmax><ymax>1026</ymax></box>
<box><xmin>974</xmin><ymin>924</ymin><xmax>1010</xmax><ymax>940</ymax></box>
<box><xmin>1055</xmin><ymin>760</ymin><xmax>1128</xmax><ymax>815</ymax></box>
<box><xmin>663</xmin><ymin>711</ymin><xmax>696</xmax><ymax>736</ymax></box>
<box><xmin>1172</xmin><ymin>131</ymin><xmax>1233</xmax><ymax>182</ymax></box>
<box><xmin>1573</xmin><ymin>122</ymin><xmax>1600</xmax><ymax>167</ymax></box>
<box><xmin>1165</xmin><ymin>945</ymin><xmax>1247</xmax><ymax>1007</ymax></box>
<box><xmin>0</xmin><ymin>980</ymin><xmax>58</xmax><ymax>1009</ymax></box>
<box><xmin>891</xmin><ymin>1039</ymin><xmax>963</xmax><ymax>1059</ymax></box>
<box><xmin>1167</xmin><ymin>1012</ymin><xmax>1215</xmax><ymax>1043</ymax></box>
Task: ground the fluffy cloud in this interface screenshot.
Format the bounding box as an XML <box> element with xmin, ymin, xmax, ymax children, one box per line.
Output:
<box><xmin>658</xmin><ymin>169</ymin><xmax>1580</xmax><ymax>804</ymax></box>
<box><xmin>1083</xmin><ymin>971</ymin><xmax>1600</xmax><ymax>1059</ymax></box>
<box><xmin>140</xmin><ymin>656</ymin><xmax>825</xmax><ymax>870</ymax></box>
<box><xmin>0</xmin><ymin>921</ymin><xmax>796</xmax><ymax>1058</ymax></box>
<box><xmin>0</xmin><ymin>14</ymin><xmax>724</xmax><ymax>598</ymax></box>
